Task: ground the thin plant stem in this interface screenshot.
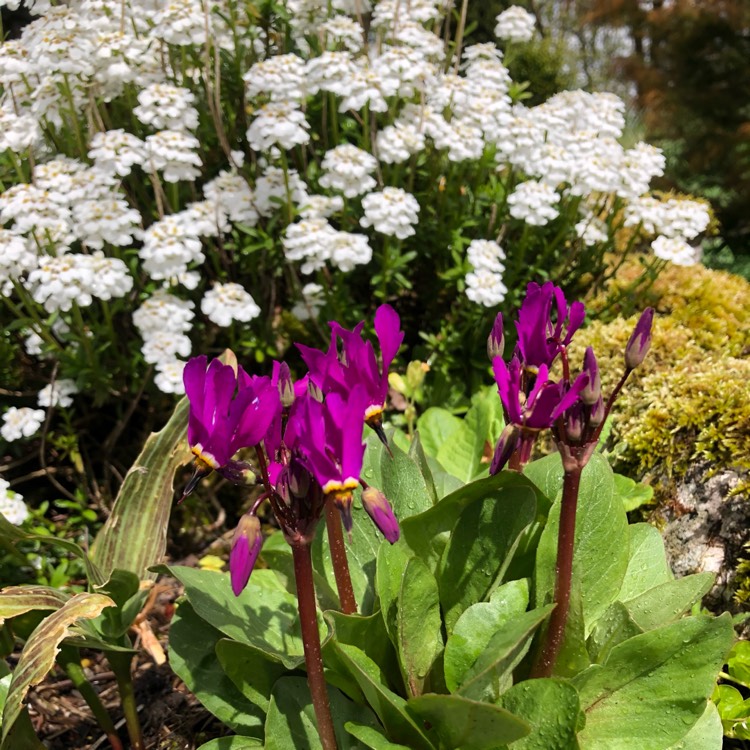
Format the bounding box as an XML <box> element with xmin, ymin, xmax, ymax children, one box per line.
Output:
<box><xmin>324</xmin><ymin>502</ymin><xmax>357</xmax><ymax>614</ymax></box>
<box><xmin>291</xmin><ymin>541</ymin><xmax>338</xmax><ymax>750</ymax></box>
<box><xmin>109</xmin><ymin>652</ymin><xmax>144</xmax><ymax>750</ymax></box>
<box><xmin>58</xmin><ymin>646</ymin><xmax>124</xmax><ymax>750</ymax></box>
<box><xmin>531</xmin><ymin>465</ymin><xmax>582</xmax><ymax>678</ymax></box>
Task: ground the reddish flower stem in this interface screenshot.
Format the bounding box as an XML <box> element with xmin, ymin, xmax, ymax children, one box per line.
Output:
<box><xmin>291</xmin><ymin>541</ymin><xmax>338</xmax><ymax>750</ymax></box>
<box><xmin>531</xmin><ymin>466</ymin><xmax>582</xmax><ymax>678</ymax></box>
<box><xmin>324</xmin><ymin>503</ymin><xmax>358</xmax><ymax>614</ymax></box>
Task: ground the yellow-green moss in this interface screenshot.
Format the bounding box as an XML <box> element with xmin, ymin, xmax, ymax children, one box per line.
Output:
<box><xmin>570</xmin><ymin>261</ymin><xmax>750</xmax><ymax>484</ymax></box>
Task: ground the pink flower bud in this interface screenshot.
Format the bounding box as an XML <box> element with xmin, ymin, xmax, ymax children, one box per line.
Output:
<box><xmin>229</xmin><ymin>513</ymin><xmax>262</xmax><ymax>596</ymax></box>
<box><xmin>361</xmin><ymin>487</ymin><xmax>400</xmax><ymax>543</ymax></box>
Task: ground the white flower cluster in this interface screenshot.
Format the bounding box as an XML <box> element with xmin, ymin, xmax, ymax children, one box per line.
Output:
<box><xmin>507</xmin><ymin>180</ymin><xmax>560</xmax><ymax>226</ymax></box>
<box><xmin>494</xmin><ymin>6</ymin><xmax>536</xmax><ymax>43</ymax></box>
<box><xmin>2</xmin><ymin>407</ymin><xmax>45</xmax><ymax>442</ymax></box>
<box><xmin>0</xmin><ymin>477</ymin><xmax>29</xmax><ymax>525</ymax></box>
<box><xmin>201</xmin><ymin>282</ymin><xmax>261</xmax><ymax>327</ymax></box>
<box><xmin>465</xmin><ymin>239</ymin><xmax>507</xmax><ymax>307</ymax></box>
<box><xmin>360</xmin><ymin>188</ymin><xmax>420</xmax><ymax>239</ymax></box>
<box><xmin>38</xmin><ymin>379</ymin><xmax>79</xmax><ymax>408</ymax></box>
<box><xmin>134</xmin><ymin>84</ymin><xmax>199</xmax><ymax>131</ymax></box>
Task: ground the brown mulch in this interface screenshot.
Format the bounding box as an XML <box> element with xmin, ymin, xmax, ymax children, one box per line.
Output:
<box><xmin>25</xmin><ymin>576</ymin><xmax>230</xmax><ymax>750</ymax></box>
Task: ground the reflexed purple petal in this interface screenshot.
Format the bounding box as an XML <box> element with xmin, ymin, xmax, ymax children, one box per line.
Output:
<box><xmin>374</xmin><ymin>304</ymin><xmax>404</xmax><ymax>374</ymax></box>
<box><xmin>361</xmin><ymin>487</ymin><xmax>399</xmax><ymax>543</ymax></box>
<box><xmin>490</xmin><ymin>424</ymin><xmax>520</xmax><ymax>474</ymax></box>
<box><xmin>526</xmin><ymin>364</ymin><xmax>550</xmax><ymax>409</ymax></box>
<box><xmin>492</xmin><ymin>356</ymin><xmax>523</xmax><ymax>424</ymax></box>
<box><xmin>564</xmin><ymin>301</ymin><xmax>586</xmax><ymax>344</ymax></box>
<box><xmin>550</xmin><ymin>372</ymin><xmax>589</xmax><ymax>421</ymax></box>
<box><xmin>229</xmin><ymin>514</ymin><xmax>263</xmax><ymax>596</ymax></box>
<box><xmin>625</xmin><ymin>308</ymin><xmax>654</xmax><ymax>370</ymax></box>
<box><xmin>184</xmin><ymin>356</ymin><xmax>208</xmax><ymax>447</ymax></box>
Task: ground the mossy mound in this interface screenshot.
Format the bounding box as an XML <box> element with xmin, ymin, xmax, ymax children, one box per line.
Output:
<box><xmin>571</xmin><ymin>260</ymin><xmax>750</xmax><ymax>485</ymax></box>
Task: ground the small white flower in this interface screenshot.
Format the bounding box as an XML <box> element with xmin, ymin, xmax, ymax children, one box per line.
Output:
<box><xmin>360</xmin><ymin>187</ymin><xmax>420</xmax><ymax>239</ymax></box>
<box><xmin>139</xmin><ymin>216</ymin><xmax>204</xmax><ymax>281</ymax></box>
<box><xmin>88</xmin><ymin>129</ymin><xmax>147</xmax><ymax>177</ymax></box>
<box><xmin>144</xmin><ymin>130</ymin><xmax>202</xmax><ymax>183</ymax></box>
<box><xmin>494</xmin><ymin>6</ymin><xmax>536</xmax><ymax>43</ymax></box>
<box><xmin>282</xmin><ymin>218</ymin><xmax>336</xmax><ymax>274</ymax></box>
<box><xmin>0</xmin><ymin>477</ymin><xmax>29</xmax><ymax>525</ymax></box>
<box><xmin>466</xmin><ymin>239</ymin><xmax>506</xmax><ymax>272</ymax></box>
<box><xmin>254</xmin><ymin>166</ymin><xmax>308</xmax><ymax>217</ymax></box>
<box><xmin>330</xmin><ymin>231</ymin><xmax>373</xmax><ymax>272</ymax></box>
<box><xmin>0</xmin><ymin>107</ymin><xmax>42</xmax><ymax>153</ymax></box>
<box><xmin>38</xmin><ymin>379</ymin><xmax>78</xmax><ymax>408</ymax></box>
<box><xmin>298</xmin><ymin>194</ymin><xmax>344</xmax><ymax>219</ymax></box>
<box><xmin>575</xmin><ymin>215</ymin><xmax>609</xmax><ymax>246</ymax></box>
<box><xmin>651</xmin><ymin>236</ymin><xmax>701</xmax><ymax>266</ymax></box>
<box><xmin>244</xmin><ymin>53</ymin><xmax>307</xmax><ymax>102</ymax></box>
<box><xmin>291</xmin><ymin>282</ymin><xmax>325</xmax><ymax>321</ymax></box>
<box><xmin>73</xmin><ymin>199</ymin><xmax>142</xmax><ymax>250</ymax></box>
<box><xmin>507</xmin><ymin>180</ymin><xmax>560</xmax><ymax>226</ymax></box>
<box><xmin>134</xmin><ymin>84</ymin><xmax>199</xmax><ymax>131</ymax></box>
<box><xmin>201</xmin><ymin>282</ymin><xmax>261</xmax><ymax>327</ymax></box>
<box><xmin>465</xmin><ymin>268</ymin><xmax>508</xmax><ymax>307</ymax></box>
<box><xmin>133</xmin><ymin>290</ymin><xmax>195</xmax><ymax>336</ymax></box>
<box><xmin>2</xmin><ymin>407</ymin><xmax>46</xmax><ymax>442</ymax></box>
<box><xmin>154</xmin><ymin>360</ymin><xmax>187</xmax><ymax>395</ymax></box>
<box><xmin>246</xmin><ymin>102</ymin><xmax>310</xmax><ymax>152</ymax></box>
<box><xmin>319</xmin><ymin>144</ymin><xmax>378</xmax><ymax>198</ymax></box>
<box><xmin>141</xmin><ymin>331</ymin><xmax>192</xmax><ymax>365</ymax></box>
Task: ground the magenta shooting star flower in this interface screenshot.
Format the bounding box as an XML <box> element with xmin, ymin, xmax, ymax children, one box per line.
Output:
<box><xmin>625</xmin><ymin>307</ymin><xmax>654</xmax><ymax>370</ymax></box>
<box><xmin>229</xmin><ymin>512</ymin><xmax>263</xmax><ymax>596</ymax></box>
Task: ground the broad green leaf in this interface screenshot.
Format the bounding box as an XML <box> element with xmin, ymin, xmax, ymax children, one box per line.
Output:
<box><xmin>90</xmin><ymin>397</ymin><xmax>192</xmax><ymax>581</ymax></box>
<box><xmin>216</xmin><ymin>639</ymin><xmax>288</xmax><ymax>713</ymax></box>
<box><xmin>376</xmin><ymin>540</ymin><xmax>414</xmax><ymax>643</ymax></box>
<box><xmin>0</xmin><ymin>515</ymin><xmax>104</xmax><ymax>586</ymax></box>
<box><xmin>438</xmin><ymin>487</ymin><xmax>536</xmax><ymax>632</ymax></box>
<box><xmin>435</xmin><ymin>396</ymin><xmax>492</xmax><ymax>482</ymax></box>
<box><xmin>617</xmin><ymin>524</ymin><xmax>673</xmax><ymax>602</ymax></box>
<box><xmin>196</xmin><ymin>738</ymin><xmax>263</xmax><ymax>750</ymax></box>
<box><xmin>344</xmin><ymin>723</ymin><xmax>411</xmax><ymax>750</ymax></box>
<box><xmin>168</xmin><ymin>602</ymin><xmax>264</xmax><ymax>737</ymax></box>
<box><xmin>402</xmin><ymin>472</ymin><xmax>543</xmax><ymax>574</ymax></box>
<box><xmin>623</xmin><ymin>573</ymin><xmax>714</xmax><ymax>632</ymax></box>
<box><xmin>0</xmin><ymin>708</ymin><xmax>43</xmax><ymax>750</ymax></box>
<box><xmin>713</xmin><ymin>684</ymin><xmax>750</xmax><ymax>737</ymax></box>
<box><xmin>666</xmin><ymin>701</ymin><xmax>722</xmax><ymax>750</ymax></box>
<box><xmin>573</xmin><ymin>614</ymin><xmax>734</xmax><ymax>750</ymax></box>
<box><xmin>407</xmin><ymin>693</ymin><xmax>529</xmax><ymax>750</ymax></box>
<box><xmin>0</xmin><ymin>586</ymin><xmax>69</xmax><ymax>625</ymax></box>
<box><xmin>397</xmin><ymin>557</ymin><xmax>443</xmax><ymax>697</ymax></box>
<box><xmin>417</xmin><ymin>408</ymin><xmax>462</xmax><ymax>459</ymax></box>
<box><xmin>586</xmin><ymin>602</ymin><xmax>643</xmax><ymax>665</ymax></box>
<box><xmin>1</xmin><ymin>593</ymin><xmax>114</xmax><ymax>746</ymax></box>
<box><xmin>162</xmin><ymin>565</ymin><xmax>311</xmax><ymax>668</ymax></box>
<box><xmin>613</xmin><ymin>473</ymin><xmax>654</xmax><ymax>512</ymax></box>
<box><xmin>331</xmin><ymin>642</ymin><xmax>434</xmax><ymax>750</ymax></box>
<box><xmin>727</xmin><ymin>640</ymin><xmax>750</xmax><ymax>688</ymax></box>
<box><xmin>522</xmin><ymin>453</ymin><xmax>563</xmax><ymax>511</ymax></box>
<box><xmin>444</xmin><ymin>579</ymin><xmax>529</xmax><ymax>694</ymax></box>
<box><xmin>407</xmin><ymin>433</ymin><xmax>438</xmax><ymax>506</ymax></box>
<box><xmin>265</xmin><ymin>676</ymin><xmax>379</xmax><ymax>750</ymax></box>
<box><xmin>457</xmin><ymin>605</ymin><xmax>554</xmax><ymax>704</ymax></box>
<box><xmin>497</xmin><ymin>678</ymin><xmax>582</xmax><ymax>750</ymax></box>
<box><xmin>0</xmin><ymin>665</ymin><xmax>11</xmax><ymax>716</ymax></box>
<box><xmin>535</xmin><ymin>455</ymin><xmax>629</xmax><ymax>635</ymax></box>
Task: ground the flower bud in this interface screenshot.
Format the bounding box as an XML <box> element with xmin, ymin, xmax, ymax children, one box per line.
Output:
<box><xmin>580</xmin><ymin>347</ymin><xmax>601</xmax><ymax>405</ymax></box>
<box><xmin>487</xmin><ymin>313</ymin><xmax>505</xmax><ymax>362</ymax></box>
<box><xmin>361</xmin><ymin>487</ymin><xmax>400</xmax><ymax>544</ymax></box>
<box><xmin>625</xmin><ymin>308</ymin><xmax>654</xmax><ymax>371</ymax></box>
<box><xmin>276</xmin><ymin>361</ymin><xmax>295</xmax><ymax>408</ymax></box>
<box><xmin>566</xmin><ymin>404</ymin><xmax>583</xmax><ymax>442</ymax></box>
<box><xmin>406</xmin><ymin>360</ymin><xmax>428</xmax><ymax>393</ymax></box>
<box><xmin>589</xmin><ymin>396</ymin><xmax>605</xmax><ymax>429</ymax></box>
<box><xmin>229</xmin><ymin>513</ymin><xmax>262</xmax><ymax>596</ymax></box>
<box><xmin>490</xmin><ymin>424</ymin><xmax>519</xmax><ymax>475</ymax></box>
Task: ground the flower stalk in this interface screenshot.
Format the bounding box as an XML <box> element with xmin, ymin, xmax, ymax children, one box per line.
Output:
<box><xmin>108</xmin><ymin>651</ymin><xmax>144</xmax><ymax>750</ymax></box>
<box><xmin>325</xmin><ymin>502</ymin><xmax>358</xmax><ymax>614</ymax></box>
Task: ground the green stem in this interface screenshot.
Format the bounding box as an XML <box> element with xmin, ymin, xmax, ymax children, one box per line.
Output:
<box><xmin>109</xmin><ymin>652</ymin><xmax>144</xmax><ymax>750</ymax></box>
<box><xmin>324</xmin><ymin>503</ymin><xmax>357</xmax><ymax>614</ymax></box>
<box><xmin>58</xmin><ymin>646</ymin><xmax>123</xmax><ymax>750</ymax></box>
<box><xmin>531</xmin><ymin>466</ymin><xmax>582</xmax><ymax>678</ymax></box>
<box><xmin>291</xmin><ymin>541</ymin><xmax>338</xmax><ymax>750</ymax></box>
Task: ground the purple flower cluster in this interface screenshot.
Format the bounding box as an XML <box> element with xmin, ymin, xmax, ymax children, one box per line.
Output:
<box><xmin>489</xmin><ymin>281</ymin><xmax>653</xmax><ymax>474</ymax></box>
<box><xmin>182</xmin><ymin>305</ymin><xmax>403</xmax><ymax>596</ymax></box>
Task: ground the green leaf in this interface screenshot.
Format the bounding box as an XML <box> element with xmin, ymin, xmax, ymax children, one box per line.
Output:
<box><xmin>0</xmin><ymin>586</ymin><xmax>70</xmax><ymax>625</ymax></box>
<box><xmin>622</xmin><ymin>573</ymin><xmax>714</xmax><ymax>632</ymax></box>
<box><xmin>264</xmin><ymin>676</ymin><xmax>379</xmax><ymax>750</ymax></box>
<box><xmin>573</xmin><ymin>614</ymin><xmax>734</xmax><ymax>750</ymax></box>
<box><xmin>376</xmin><ymin>540</ymin><xmax>414</xmax><ymax>643</ymax></box>
<box><xmin>344</xmin><ymin>723</ymin><xmax>411</xmax><ymax>750</ymax></box>
<box><xmin>535</xmin><ymin>455</ymin><xmax>629</xmax><ymax>636</ymax></box>
<box><xmin>497</xmin><ymin>678</ymin><xmax>582</xmax><ymax>750</ymax></box>
<box><xmin>586</xmin><ymin>602</ymin><xmax>644</xmax><ymax>665</ymax></box>
<box><xmin>168</xmin><ymin>602</ymin><xmax>264</xmax><ymax>737</ymax></box>
<box><xmin>713</xmin><ymin>684</ymin><xmax>750</xmax><ymax>737</ymax></box>
<box><xmin>727</xmin><ymin>640</ymin><xmax>750</xmax><ymax>688</ymax></box>
<box><xmin>438</xmin><ymin>486</ymin><xmax>536</xmax><ymax>633</ymax></box>
<box><xmin>617</xmin><ymin>524</ymin><xmax>673</xmax><ymax>602</ymax></box>
<box><xmin>666</xmin><ymin>702</ymin><xmax>722</xmax><ymax>750</ymax></box>
<box><xmin>90</xmin><ymin>397</ymin><xmax>192</xmax><ymax>580</ymax></box>
<box><xmin>162</xmin><ymin>566</ymin><xmax>311</xmax><ymax>668</ymax></box>
<box><xmin>215</xmin><ymin>639</ymin><xmax>288</xmax><ymax>713</ymax></box>
<box><xmin>613</xmin><ymin>473</ymin><xmax>654</xmax><ymax>512</ymax></box>
<box><xmin>407</xmin><ymin>693</ymin><xmax>529</xmax><ymax>750</ymax></box>
<box><xmin>402</xmin><ymin>472</ymin><xmax>543</xmax><ymax>574</ymax></box>
<box><xmin>195</xmin><ymin>738</ymin><xmax>264</xmax><ymax>750</ymax></box>
<box><xmin>457</xmin><ymin>605</ymin><xmax>554</xmax><ymax>704</ymax></box>
<box><xmin>417</xmin><ymin>408</ymin><xmax>462</xmax><ymax>460</ymax></box>
<box><xmin>1</xmin><ymin>593</ymin><xmax>114</xmax><ymax>746</ymax></box>
<box><xmin>407</xmin><ymin>433</ymin><xmax>438</xmax><ymax>506</ymax></box>
<box><xmin>397</xmin><ymin>557</ymin><xmax>443</xmax><ymax>697</ymax></box>
<box><xmin>331</xmin><ymin>642</ymin><xmax>434</xmax><ymax>750</ymax></box>
<box><xmin>434</xmin><ymin>397</ymin><xmax>492</xmax><ymax>482</ymax></box>
<box><xmin>444</xmin><ymin>579</ymin><xmax>529</xmax><ymax>694</ymax></box>
<box><xmin>522</xmin><ymin>453</ymin><xmax>563</xmax><ymax>512</ymax></box>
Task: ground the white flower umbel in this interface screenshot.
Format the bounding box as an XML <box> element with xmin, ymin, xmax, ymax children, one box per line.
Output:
<box><xmin>246</xmin><ymin>102</ymin><xmax>310</xmax><ymax>152</ymax></box>
<box><xmin>0</xmin><ymin>107</ymin><xmax>42</xmax><ymax>153</ymax></box>
<box><xmin>154</xmin><ymin>359</ymin><xmax>187</xmax><ymax>395</ymax></box>
<box><xmin>139</xmin><ymin>215</ymin><xmax>204</xmax><ymax>280</ymax></box>
<box><xmin>652</xmin><ymin>236</ymin><xmax>701</xmax><ymax>266</ymax></box>
<box><xmin>376</xmin><ymin>122</ymin><xmax>426</xmax><ymax>164</ymax></box>
<box><xmin>152</xmin><ymin>0</ymin><xmax>208</xmax><ymax>46</ymax></box>
<box><xmin>617</xmin><ymin>142</ymin><xmax>666</xmax><ymax>200</ymax></box>
<box><xmin>201</xmin><ymin>282</ymin><xmax>261</xmax><ymax>327</ymax></box>
<box><xmin>321</xmin><ymin>16</ymin><xmax>363</xmax><ymax>52</ymax></box>
<box><xmin>507</xmin><ymin>180</ymin><xmax>560</xmax><ymax>226</ymax></box>
<box><xmin>319</xmin><ymin>144</ymin><xmax>378</xmax><ymax>198</ymax></box>
<box><xmin>494</xmin><ymin>6</ymin><xmax>536</xmax><ymax>43</ymax></box>
<box><xmin>85</xmin><ymin>252</ymin><xmax>135</xmax><ymax>301</ymax></box>
<box><xmin>133</xmin><ymin>290</ymin><xmax>195</xmax><ymax>336</ymax></box>
<box><xmin>254</xmin><ymin>166</ymin><xmax>308</xmax><ymax>217</ymax></box>
<box><xmin>144</xmin><ymin>130</ymin><xmax>202</xmax><ymax>183</ymax></box>
<box><xmin>72</xmin><ymin>199</ymin><xmax>142</xmax><ymax>250</ymax></box>
<box><xmin>282</xmin><ymin>218</ymin><xmax>336</xmax><ymax>274</ymax></box>
<box><xmin>291</xmin><ymin>282</ymin><xmax>325</xmax><ymax>321</ymax></box>
<box><xmin>141</xmin><ymin>330</ymin><xmax>192</xmax><ymax>365</ymax></box>
<box><xmin>25</xmin><ymin>255</ymin><xmax>93</xmax><ymax>312</ymax></box>
<box><xmin>372</xmin><ymin>0</ymin><xmax>444</xmax><ymax>27</ymax></box>
<box><xmin>625</xmin><ymin>196</ymin><xmax>710</xmax><ymax>240</ymax></box>
<box><xmin>88</xmin><ymin>129</ymin><xmax>147</xmax><ymax>177</ymax></box>
<box><xmin>134</xmin><ymin>84</ymin><xmax>199</xmax><ymax>131</ymax></box>
<box><xmin>306</xmin><ymin>51</ymin><xmax>357</xmax><ymax>96</ymax></box>
<box><xmin>244</xmin><ymin>53</ymin><xmax>307</xmax><ymax>102</ymax></box>
<box><xmin>0</xmin><ymin>231</ymin><xmax>36</xmax><ymax>297</ymax></box>
<box><xmin>465</xmin><ymin>267</ymin><xmax>508</xmax><ymax>307</ymax></box>
<box><xmin>178</xmin><ymin>200</ymin><xmax>231</xmax><ymax>238</ymax></box>
<box><xmin>298</xmin><ymin>194</ymin><xmax>344</xmax><ymax>219</ymax></box>
<box><xmin>0</xmin><ymin>477</ymin><xmax>28</xmax><ymax>525</ymax></box>
<box><xmin>330</xmin><ymin>230</ymin><xmax>373</xmax><ymax>272</ymax></box>
<box><xmin>338</xmin><ymin>62</ymin><xmax>398</xmax><ymax>113</ymax></box>
<box><xmin>203</xmin><ymin>170</ymin><xmax>259</xmax><ymax>225</ymax></box>
<box><xmin>575</xmin><ymin>215</ymin><xmax>609</xmax><ymax>246</ymax></box>
<box><xmin>467</xmin><ymin>239</ymin><xmax>506</xmax><ymax>273</ymax></box>
<box><xmin>360</xmin><ymin>187</ymin><xmax>420</xmax><ymax>239</ymax></box>
<box><xmin>38</xmin><ymin>379</ymin><xmax>78</xmax><ymax>408</ymax></box>
<box><xmin>1</xmin><ymin>407</ymin><xmax>45</xmax><ymax>442</ymax></box>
